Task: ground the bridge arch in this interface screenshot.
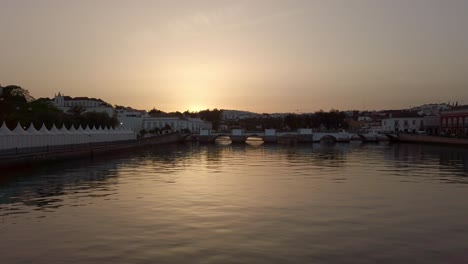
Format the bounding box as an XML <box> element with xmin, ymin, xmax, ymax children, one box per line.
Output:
<box><xmin>212</xmin><ymin>134</ymin><xmax>231</xmax><ymax>143</ymax></box>
<box><xmin>245</xmin><ymin>134</ymin><xmax>264</xmax><ymax>144</ymax></box>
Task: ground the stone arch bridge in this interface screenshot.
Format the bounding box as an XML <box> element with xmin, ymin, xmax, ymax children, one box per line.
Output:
<box><xmin>192</xmin><ymin>129</ymin><xmax>390</xmax><ymax>144</ymax></box>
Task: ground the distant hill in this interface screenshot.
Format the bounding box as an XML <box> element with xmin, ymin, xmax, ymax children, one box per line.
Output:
<box><xmin>221</xmin><ymin>109</ymin><xmax>260</xmax><ymax>120</ymax></box>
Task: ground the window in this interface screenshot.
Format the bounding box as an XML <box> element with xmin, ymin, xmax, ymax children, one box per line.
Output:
<box><xmin>412</xmin><ymin>120</ymin><xmax>416</xmax><ymax>125</ymax></box>
<box><xmin>404</xmin><ymin>120</ymin><xmax>409</xmax><ymax>126</ymax></box>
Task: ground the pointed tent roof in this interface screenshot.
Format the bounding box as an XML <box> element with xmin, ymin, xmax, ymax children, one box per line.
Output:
<box><xmin>90</xmin><ymin>126</ymin><xmax>98</xmax><ymax>134</ymax></box>
<box><xmin>49</xmin><ymin>124</ymin><xmax>61</xmax><ymax>134</ymax></box>
<box><xmin>0</xmin><ymin>121</ymin><xmax>13</xmax><ymax>135</ymax></box>
<box><xmin>77</xmin><ymin>125</ymin><xmax>86</xmax><ymax>133</ymax></box>
<box><xmin>84</xmin><ymin>125</ymin><xmax>93</xmax><ymax>134</ymax></box>
<box><xmin>60</xmin><ymin>124</ymin><xmax>71</xmax><ymax>134</ymax></box>
<box><xmin>26</xmin><ymin>123</ymin><xmax>40</xmax><ymax>134</ymax></box>
<box><xmin>12</xmin><ymin>122</ymin><xmax>27</xmax><ymax>135</ymax></box>
<box><xmin>68</xmin><ymin>124</ymin><xmax>78</xmax><ymax>133</ymax></box>
<box><xmin>38</xmin><ymin>124</ymin><xmax>51</xmax><ymax>134</ymax></box>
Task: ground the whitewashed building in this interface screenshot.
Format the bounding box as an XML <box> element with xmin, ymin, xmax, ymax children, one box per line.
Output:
<box><xmin>51</xmin><ymin>92</ymin><xmax>114</xmax><ymax>116</ymax></box>
<box><xmin>381</xmin><ymin>117</ymin><xmax>424</xmax><ymax>133</ymax></box>
<box><xmin>115</xmin><ymin>107</ymin><xmax>148</xmax><ymax>132</ymax></box>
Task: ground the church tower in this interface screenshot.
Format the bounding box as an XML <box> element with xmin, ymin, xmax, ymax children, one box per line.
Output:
<box><xmin>54</xmin><ymin>92</ymin><xmax>64</xmax><ymax>107</ymax></box>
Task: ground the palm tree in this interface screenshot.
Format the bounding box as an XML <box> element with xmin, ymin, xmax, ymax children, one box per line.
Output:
<box><xmin>68</xmin><ymin>105</ymin><xmax>86</xmax><ymax>116</ymax></box>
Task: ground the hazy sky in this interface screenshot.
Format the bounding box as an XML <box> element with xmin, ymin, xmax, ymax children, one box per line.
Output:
<box><xmin>1</xmin><ymin>0</ymin><xmax>467</xmax><ymax>113</ymax></box>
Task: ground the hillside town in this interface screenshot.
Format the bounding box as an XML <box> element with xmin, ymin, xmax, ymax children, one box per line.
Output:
<box><xmin>1</xmin><ymin>85</ymin><xmax>467</xmax><ymax>138</ymax></box>
<box><xmin>48</xmin><ymin>92</ymin><xmax>213</xmax><ymax>134</ymax></box>
<box><xmin>221</xmin><ymin>104</ymin><xmax>468</xmax><ymax>138</ymax></box>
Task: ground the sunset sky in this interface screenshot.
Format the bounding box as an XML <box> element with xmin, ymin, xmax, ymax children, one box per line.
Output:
<box><xmin>1</xmin><ymin>0</ymin><xmax>467</xmax><ymax>113</ymax></box>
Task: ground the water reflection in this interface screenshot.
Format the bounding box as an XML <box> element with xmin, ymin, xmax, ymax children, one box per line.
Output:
<box><xmin>1</xmin><ymin>143</ymin><xmax>467</xmax><ymax>214</ymax></box>
<box><xmin>380</xmin><ymin>143</ymin><xmax>468</xmax><ymax>184</ymax></box>
<box><xmin>1</xmin><ymin>143</ymin><xmax>468</xmax><ymax>263</ymax></box>
<box><xmin>0</xmin><ymin>159</ymin><xmax>120</xmax><ymax>215</ymax></box>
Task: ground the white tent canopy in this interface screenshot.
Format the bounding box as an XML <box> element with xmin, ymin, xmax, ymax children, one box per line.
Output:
<box><xmin>12</xmin><ymin>122</ymin><xmax>29</xmax><ymax>148</ymax></box>
<box><xmin>26</xmin><ymin>123</ymin><xmax>41</xmax><ymax>147</ymax></box>
<box><xmin>0</xmin><ymin>122</ymin><xmax>137</xmax><ymax>150</ymax></box>
<box><xmin>0</xmin><ymin>122</ymin><xmax>14</xmax><ymax>150</ymax></box>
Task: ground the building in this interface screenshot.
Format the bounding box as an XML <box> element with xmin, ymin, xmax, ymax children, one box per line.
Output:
<box><xmin>357</xmin><ymin>116</ymin><xmax>372</xmax><ymax>122</ymax></box>
<box><xmin>381</xmin><ymin>116</ymin><xmax>424</xmax><ymax>133</ymax></box>
<box><xmin>440</xmin><ymin>108</ymin><xmax>468</xmax><ymax>137</ymax></box>
<box><xmin>115</xmin><ymin>107</ymin><xmax>148</xmax><ymax>132</ymax></box>
<box><xmin>51</xmin><ymin>92</ymin><xmax>114</xmax><ymax>116</ymax></box>
<box><xmin>411</xmin><ymin>103</ymin><xmax>450</xmax><ymax>115</ymax></box>
<box><xmin>423</xmin><ymin>115</ymin><xmax>440</xmax><ymax>135</ymax></box>
<box><xmin>143</xmin><ymin>117</ymin><xmax>212</xmax><ymax>133</ymax></box>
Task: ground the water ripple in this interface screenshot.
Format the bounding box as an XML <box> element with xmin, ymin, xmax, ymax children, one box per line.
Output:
<box><xmin>0</xmin><ymin>143</ymin><xmax>467</xmax><ymax>263</ymax></box>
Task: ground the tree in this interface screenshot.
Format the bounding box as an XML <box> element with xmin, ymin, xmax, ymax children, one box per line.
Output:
<box><xmin>149</xmin><ymin>127</ymin><xmax>161</xmax><ymax>135</ymax></box>
<box><xmin>68</xmin><ymin>105</ymin><xmax>86</xmax><ymax>116</ymax></box>
<box><xmin>148</xmin><ymin>108</ymin><xmax>165</xmax><ymax>117</ymax></box>
<box><xmin>139</xmin><ymin>129</ymin><xmax>148</xmax><ymax>138</ymax></box>
<box><xmin>163</xmin><ymin>124</ymin><xmax>172</xmax><ymax>133</ymax></box>
<box><xmin>198</xmin><ymin>109</ymin><xmax>222</xmax><ymax>129</ymax></box>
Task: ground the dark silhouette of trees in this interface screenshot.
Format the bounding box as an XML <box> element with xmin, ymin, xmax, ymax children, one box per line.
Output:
<box><xmin>282</xmin><ymin>110</ymin><xmax>348</xmax><ymax>131</ymax></box>
<box><xmin>198</xmin><ymin>109</ymin><xmax>222</xmax><ymax>129</ymax></box>
<box><xmin>68</xmin><ymin>105</ymin><xmax>86</xmax><ymax>116</ymax></box>
<box><xmin>0</xmin><ymin>85</ymin><xmax>118</xmax><ymax>130</ymax></box>
<box><xmin>148</xmin><ymin>108</ymin><xmax>165</xmax><ymax>117</ymax></box>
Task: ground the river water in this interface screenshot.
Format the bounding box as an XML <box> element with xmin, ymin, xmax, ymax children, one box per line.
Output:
<box><xmin>1</xmin><ymin>141</ymin><xmax>468</xmax><ymax>264</ymax></box>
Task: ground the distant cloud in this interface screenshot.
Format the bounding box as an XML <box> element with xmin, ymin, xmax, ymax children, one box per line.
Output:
<box><xmin>166</xmin><ymin>3</ymin><xmax>307</xmax><ymax>36</ymax></box>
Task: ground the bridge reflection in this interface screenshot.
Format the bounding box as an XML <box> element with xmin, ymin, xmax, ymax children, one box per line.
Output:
<box><xmin>1</xmin><ymin>142</ymin><xmax>467</xmax><ymax>216</ymax></box>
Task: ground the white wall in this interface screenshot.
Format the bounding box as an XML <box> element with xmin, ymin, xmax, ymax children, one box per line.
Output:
<box><xmin>381</xmin><ymin>118</ymin><xmax>424</xmax><ymax>133</ymax></box>
<box><xmin>0</xmin><ymin>123</ymin><xmax>137</xmax><ymax>150</ymax></box>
